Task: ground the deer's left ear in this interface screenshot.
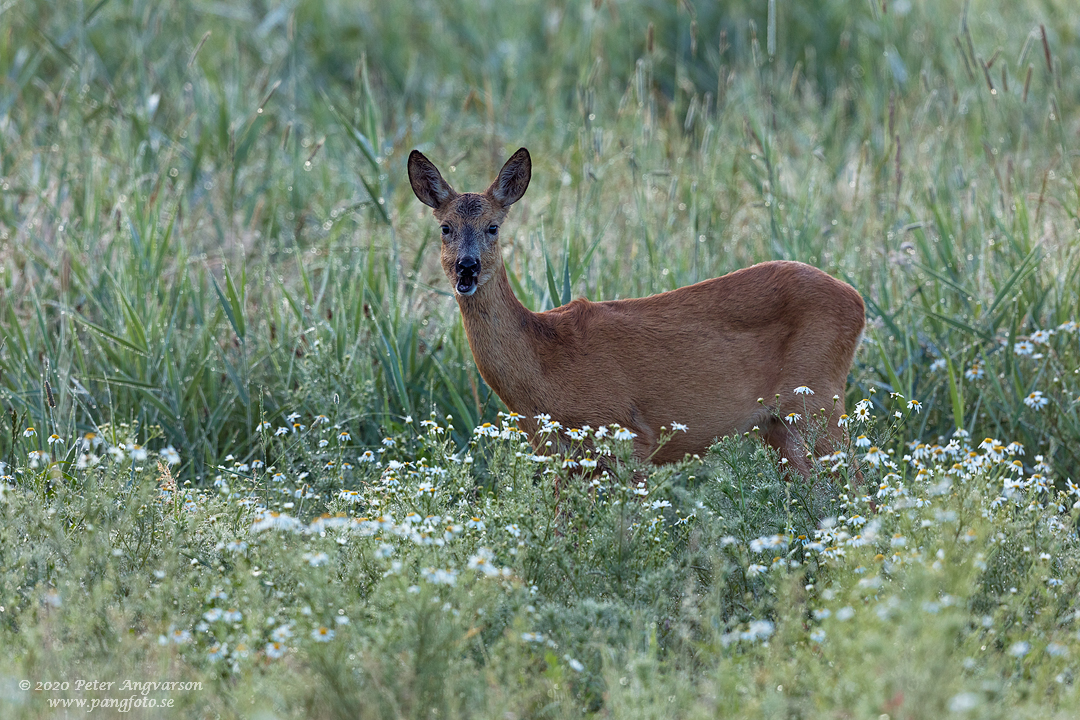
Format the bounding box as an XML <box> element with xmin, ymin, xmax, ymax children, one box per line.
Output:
<box><xmin>487</xmin><ymin>148</ymin><xmax>531</xmax><ymax>207</ymax></box>
<box><xmin>409</xmin><ymin>150</ymin><xmax>458</xmax><ymax>209</ymax></box>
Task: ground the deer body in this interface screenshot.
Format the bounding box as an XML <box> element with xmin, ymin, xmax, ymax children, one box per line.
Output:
<box><xmin>409</xmin><ymin>148</ymin><xmax>865</xmax><ymax>473</ymax></box>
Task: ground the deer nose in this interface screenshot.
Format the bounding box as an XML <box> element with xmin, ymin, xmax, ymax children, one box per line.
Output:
<box><xmin>456</xmin><ymin>257</ymin><xmax>480</xmax><ymax>276</ymax></box>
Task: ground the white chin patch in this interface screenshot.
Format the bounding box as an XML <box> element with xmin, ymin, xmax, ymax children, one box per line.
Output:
<box><xmin>456</xmin><ymin>284</ymin><xmax>478</xmax><ymax>297</ymax></box>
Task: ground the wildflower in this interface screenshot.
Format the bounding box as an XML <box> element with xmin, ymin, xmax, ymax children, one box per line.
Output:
<box><xmin>1030</xmin><ymin>329</ymin><xmax>1054</xmax><ymax>344</ymax></box>
<box><xmin>381</xmin><ymin>437</ymin><xmax>396</xmax><ymax>447</ymax></box>
<box><xmin>1057</xmin><ymin>320</ymin><xmax>1078</xmax><ymax>334</ymax></box>
<box><xmin>747</xmin><ymin>564</ymin><xmax>767</xmax><ymax>577</ymax></box>
<box><xmin>667</xmin><ymin>421</ymin><xmax>689</xmax><ymax>433</ymax></box>
<box><xmin>468</xmin><ymin>548</ymin><xmax>501</xmax><ymax>577</ymax></box>
<box><xmin>170</xmin><ymin>628</ymin><xmax>192</xmax><ymax>644</ymax></box>
<box><xmin>580</xmin><ymin>456</ymin><xmax>598</xmax><ymax>469</ymax></box>
<box><xmin>223</xmin><ymin>608</ymin><xmax>242</xmax><ymax>623</ymax></box>
<box><xmin>1013</xmin><ymin>340</ymin><xmax>1035</xmax><ymax>356</ymax></box>
<box><xmin>964</xmin><ymin>363</ymin><xmax>985</xmax><ymax>381</ymax></box>
<box><xmin>566</xmin><ymin>427</ymin><xmax>586</xmax><ymax>441</ymax></box>
<box><xmin>855</xmin><ymin>435</ymin><xmax>871</xmax><ymax>448</ymax></box>
<box><xmin>612</xmin><ymin>425</ymin><xmax>637</xmax><ymax>441</ymax></box>
<box><xmin>1008</xmin><ymin>641</ymin><xmax>1030</xmax><ymax>657</ymax></box>
<box><xmin>23</xmin><ymin>427</ymin><xmax>36</xmax><ymax>438</ymax></box>
<box><xmin>521</xmin><ymin>632</ymin><xmax>545</xmax><ymax>643</ymax></box>
<box><xmin>835</xmin><ymin>606</ymin><xmax>855</xmax><ymax>621</ymax></box>
<box><xmin>274</xmin><ymin>426</ymin><xmax>289</xmax><ymax>436</ymax></box>
<box><xmin>837</xmin><ymin>414</ymin><xmax>850</xmax><ymax>428</ymax></box>
<box><xmin>421</xmin><ymin>567</ymin><xmax>458</xmax><ymax>586</ymax></box>
<box><xmin>1024</xmin><ymin>391</ymin><xmax>1048</xmax><ymax>410</ymax></box>
<box><xmin>907</xmin><ymin>399</ymin><xmax>922</xmax><ymax>413</ymax></box>
<box><xmin>256</xmin><ymin>421</ymin><xmax>272</xmax><ymax>432</ymax></box>
<box><xmin>566</xmin><ymin>657</ymin><xmax>585</xmax><ymax>672</ymax></box>
<box><xmin>161</xmin><ymin>446</ymin><xmax>181</xmax><ymax>465</ymax></box>
<box><xmin>930</xmin><ymin>358</ymin><xmax>947</xmax><ymax>373</ymax></box>
<box><xmin>785</xmin><ymin>412</ymin><xmax>801</xmax><ymax>425</ymax></box>
<box><xmin>47</xmin><ymin>434</ymin><xmax>63</xmax><ymax>445</ymax></box>
<box><xmin>750</xmin><ymin>534</ymin><xmax>789</xmax><ymax>553</ymax></box>
<box><xmin>793</xmin><ymin>386</ymin><xmax>815</xmax><ymax>395</ymax></box>
<box><xmin>311</xmin><ymin>626</ymin><xmax>335</xmax><ymax>642</ymax></box>
<box><xmin>742</xmin><ymin>620</ymin><xmax>775</xmax><ymax>643</ymax></box>
<box><xmin>207</xmin><ymin>643</ymin><xmax>228</xmax><ymax>661</ymax></box>
<box><xmin>853</xmin><ymin>401</ymin><xmax>872</xmax><ymax>421</ymax></box>
<box><xmin>303</xmin><ymin>551</ymin><xmax>328</xmax><ymax>567</ymax></box>
<box><xmin>265</xmin><ymin>641</ymin><xmax>286</xmax><ymax>659</ymax></box>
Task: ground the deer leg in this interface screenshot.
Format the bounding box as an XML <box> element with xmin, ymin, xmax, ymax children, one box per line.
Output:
<box><xmin>762</xmin><ymin>418</ymin><xmax>812</xmax><ymax>479</ymax></box>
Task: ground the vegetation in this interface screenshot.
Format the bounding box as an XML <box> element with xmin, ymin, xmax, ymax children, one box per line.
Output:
<box><xmin>1</xmin><ymin>0</ymin><xmax>1078</xmax><ymax>717</ymax></box>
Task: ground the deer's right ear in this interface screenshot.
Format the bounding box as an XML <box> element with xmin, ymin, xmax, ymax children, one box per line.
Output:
<box><xmin>488</xmin><ymin>148</ymin><xmax>531</xmax><ymax>207</ymax></box>
<box><xmin>408</xmin><ymin>150</ymin><xmax>457</xmax><ymax>209</ymax></box>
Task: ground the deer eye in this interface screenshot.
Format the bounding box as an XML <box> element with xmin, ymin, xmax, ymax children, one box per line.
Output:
<box><xmin>440</xmin><ymin>225</ymin><xmax>451</xmax><ymax>236</ymax></box>
<box><xmin>487</xmin><ymin>224</ymin><xmax>499</xmax><ymax>235</ymax></box>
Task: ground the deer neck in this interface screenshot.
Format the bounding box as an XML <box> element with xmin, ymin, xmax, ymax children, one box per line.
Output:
<box><xmin>456</xmin><ymin>264</ymin><xmax>549</xmax><ymax>415</ymax></box>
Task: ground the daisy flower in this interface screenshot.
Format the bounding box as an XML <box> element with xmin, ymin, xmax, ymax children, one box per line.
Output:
<box><xmin>1013</xmin><ymin>340</ymin><xmax>1035</xmax><ymax>356</ymax></box>
<box><xmin>1023</xmin><ymin>391</ymin><xmax>1048</xmax><ymax>410</ymax></box>
<box><xmin>1030</xmin><ymin>329</ymin><xmax>1053</xmax><ymax>344</ymax></box>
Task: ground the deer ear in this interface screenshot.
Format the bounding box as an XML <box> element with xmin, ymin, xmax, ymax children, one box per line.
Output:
<box><xmin>487</xmin><ymin>148</ymin><xmax>531</xmax><ymax>207</ymax></box>
<box><xmin>408</xmin><ymin>150</ymin><xmax>457</xmax><ymax>209</ymax></box>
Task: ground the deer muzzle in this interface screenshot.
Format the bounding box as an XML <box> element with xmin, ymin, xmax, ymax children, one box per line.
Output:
<box><xmin>455</xmin><ymin>256</ymin><xmax>480</xmax><ymax>296</ymax></box>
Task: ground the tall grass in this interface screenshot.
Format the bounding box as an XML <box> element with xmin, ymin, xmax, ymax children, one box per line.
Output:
<box><xmin>3</xmin><ymin>0</ymin><xmax>1078</xmax><ymax>471</ymax></box>
<box><xmin>2</xmin><ymin>0</ymin><xmax>1080</xmax><ymax>716</ymax></box>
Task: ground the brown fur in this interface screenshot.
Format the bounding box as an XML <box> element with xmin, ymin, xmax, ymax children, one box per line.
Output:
<box><xmin>409</xmin><ymin>148</ymin><xmax>865</xmax><ymax>474</ymax></box>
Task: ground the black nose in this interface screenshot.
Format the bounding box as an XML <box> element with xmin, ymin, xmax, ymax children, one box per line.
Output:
<box><xmin>456</xmin><ymin>257</ymin><xmax>480</xmax><ymax>276</ymax></box>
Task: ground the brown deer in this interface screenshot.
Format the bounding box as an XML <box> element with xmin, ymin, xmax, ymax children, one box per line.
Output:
<box><xmin>408</xmin><ymin>147</ymin><xmax>865</xmax><ymax>475</ymax></box>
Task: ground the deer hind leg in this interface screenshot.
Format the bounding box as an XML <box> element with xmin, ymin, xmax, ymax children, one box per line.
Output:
<box><xmin>762</xmin><ymin>417</ymin><xmax>812</xmax><ymax>479</ymax></box>
<box><xmin>809</xmin><ymin>397</ymin><xmax>869</xmax><ymax>501</ymax></box>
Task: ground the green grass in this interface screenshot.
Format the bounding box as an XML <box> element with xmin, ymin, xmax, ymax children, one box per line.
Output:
<box><xmin>2</xmin><ymin>0</ymin><xmax>1080</xmax><ymax>717</ymax></box>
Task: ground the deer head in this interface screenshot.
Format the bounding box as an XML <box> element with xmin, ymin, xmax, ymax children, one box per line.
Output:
<box><xmin>408</xmin><ymin>148</ymin><xmax>531</xmax><ymax>297</ymax></box>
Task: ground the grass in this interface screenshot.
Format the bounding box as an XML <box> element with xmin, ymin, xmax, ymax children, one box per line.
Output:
<box><xmin>1</xmin><ymin>0</ymin><xmax>1080</xmax><ymax>717</ymax></box>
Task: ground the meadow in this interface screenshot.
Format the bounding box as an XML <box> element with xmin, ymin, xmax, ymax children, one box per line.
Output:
<box><xmin>1</xmin><ymin>0</ymin><xmax>1079</xmax><ymax>716</ymax></box>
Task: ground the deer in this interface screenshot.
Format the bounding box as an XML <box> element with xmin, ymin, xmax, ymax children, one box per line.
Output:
<box><xmin>408</xmin><ymin>147</ymin><xmax>865</xmax><ymax>477</ymax></box>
